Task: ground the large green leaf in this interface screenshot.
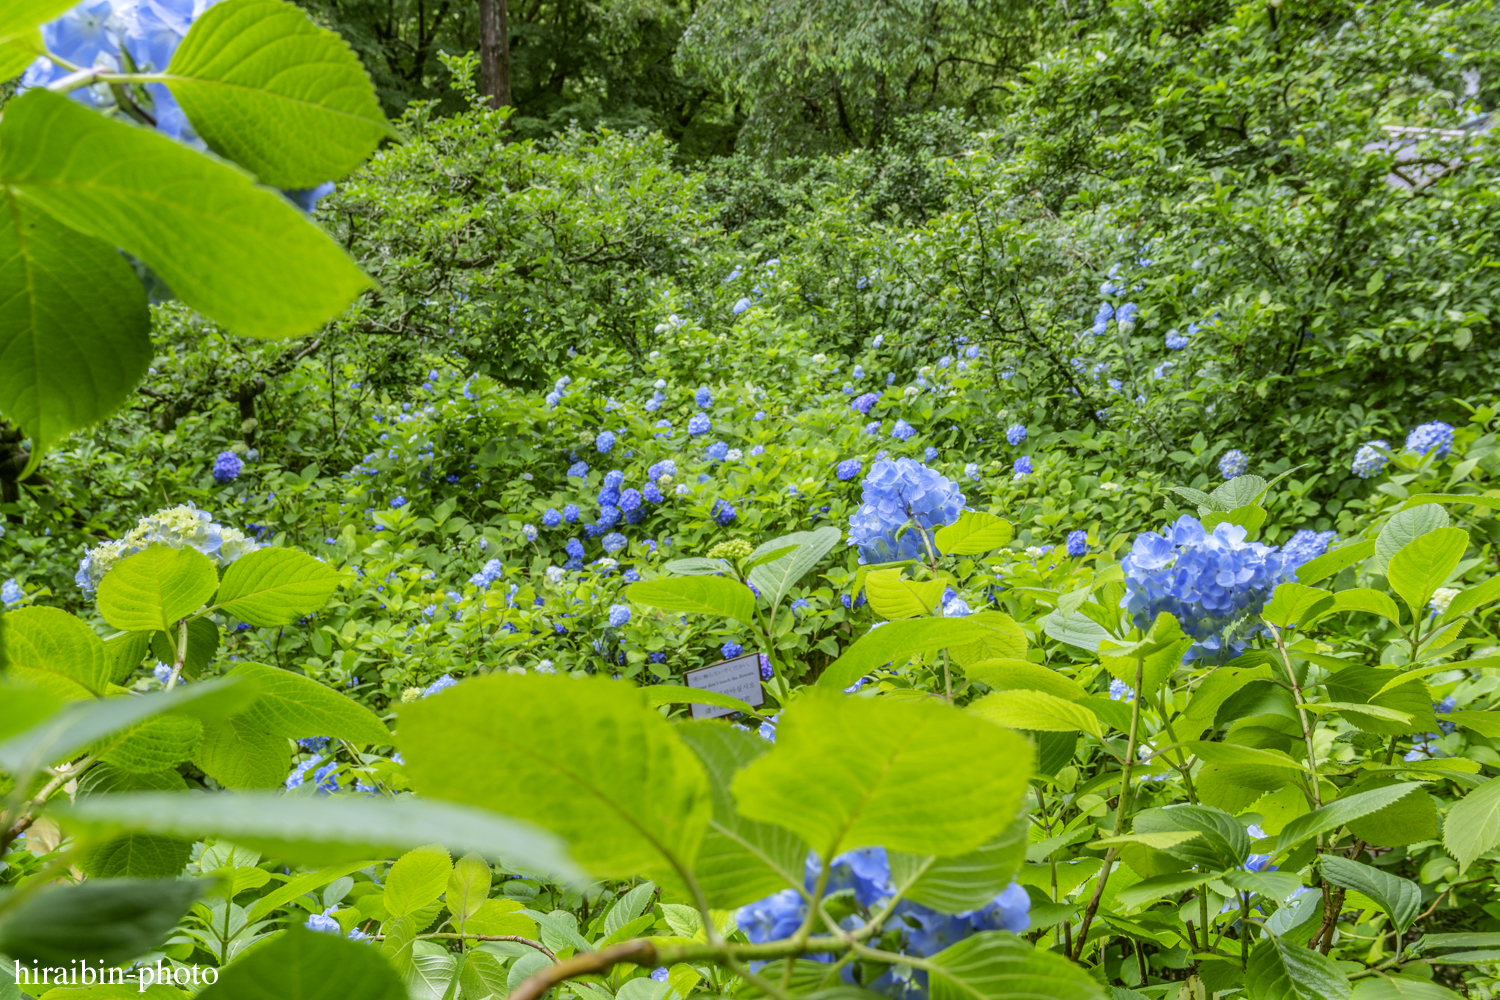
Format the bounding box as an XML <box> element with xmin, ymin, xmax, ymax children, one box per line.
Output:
<box><xmin>96</xmin><ymin>713</ymin><xmax>203</xmax><ymax>773</ymax></box>
<box><xmin>400</xmin><ymin>674</ymin><xmax>709</xmax><ymax>881</ymax></box>
<box><xmin>193</xmin><ymin>715</ymin><xmax>290</xmax><ymax>788</ymax></box>
<box><xmin>864</xmin><ymin>568</ymin><xmax>945</xmax><ymax>620</ymax></box>
<box><xmin>1041</xmin><ymin>608</ymin><xmax>1112</xmax><ymax>652</ymax></box>
<box><xmin>0</xmin><ymin>878</ymin><xmax>205</xmax><ymax>965</ymax></box>
<box><xmin>1319</xmin><ymin>855</ymin><xmax>1420</xmax><ymax>934</ymax></box>
<box><xmin>214</xmin><ymin>547</ymin><xmax>342</xmax><ymax>626</ymax></box>
<box><xmin>1442</xmin><ymin>576</ymin><xmax>1500</xmax><ymax>624</ymax></box>
<box><xmin>926</xmin><ymin>932</ymin><xmax>1105</xmax><ymax>1000</ymax></box>
<box><xmin>933</xmin><ymin>511</ymin><xmax>1014</xmax><ymax>555</ymax></box>
<box><xmin>3</xmin><ymin>605</ymin><xmax>111</xmax><ymax>697</ymax></box>
<box><xmin>1132</xmin><ymin>805</ymin><xmax>1248</xmax><ymax>872</ymax></box>
<box><xmin>0</xmin><ymin>89</ymin><xmax>372</xmax><ymax>339</ymax></box>
<box><xmin>163</xmin><ymin>0</ymin><xmax>396</xmax><ymax>188</ymax></box>
<box><xmin>60</xmin><ymin>790</ymin><xmax>581</xmax><ymax>876</ymax></box>
<box><xmin>1387</xmin><ymin>527</ymin><xmax>1468</xmax><ymax>616</ymax></box>
<box><xmin>0</xmin><ymin>1</ymin><xmax>76</xmax><ymax>42</ymax></box>
<box><xmin>76</xmin><ymin>832</ymin><xmax>192</xmax><ymax>879</ymax></box>
<box><xmin>0</xmin><ymin>193</ymin><xmax>151</xmax><ymax>455</ymax></box>
<box><xmin>1294</xmin><ymin>539</ymin><xmax>1375</xmax><ymax>585</ymax></box>
<box><xmin>1373</xmin><ymin>504</ymin><xmax>1449</xmax><ymax>570</ymax></box>
<box><xmin>149</xmin><ymin>615</ymin><xmax>220</xmax><ymax>681</ymax></box>
<box><xmin>732</xmin><ymin>690</ymin><xmax>1032</xmax><ymax>859</ymax></box>
<box><xmin>1260</xmin><ymin>583</ymin><xmax>1334</xmax><ymax>629</ymax></box>
<box><xmin>747</xmin><ymin>526</ymin><xmax>842</xmax><ymax>612</ymax></box>
<box><xmin>96</xmin><ymin>544</ymin><xmax>219</xmax><ymax>634</ymax></box>
<box><xmin>1350</xmin><ymin>979</ymin><xmax>1465</xmax><ymax>1000</ymax></box>
<box><xmin>1244</xmin><ymin>933</ymin><xmax>1351</xmax><ymax>1000</ymax></box>
<box><xmin>198</xmin><ymin>926</ymin><xmax>405</xmax><ymax>1000</ymax></box>
<box><xmin>818</xmin><ymin>614</ymin><xmax>1024</xmax><ymax>690</ymax></box>
<box><xmin>384</xmin><ymin>844</ymin><xmax>453</xmax><ymax>918</ymax></box>
<box><xmin>1274</xmin><ymin>784</ymin><xmax>1420</xmax><ymax>855</ymax></box>
<box><xmin>626</xmin><ymin>577</ymin><xmax>757</xmax><ymax>624</ymax></box>
<box><xmin>226</xmin><ymin>662</ymin><xmax>391</xmax><ymax>744</ymax></box>
<box><xmin>967</xmin><ymin>689</ymin><xmax>1102</xmax><ymax>737</ymax></box>
<box><xmin>964</xmin><ymin>659</ymin><xmax>1088</xmax><ymax>702</ymax></box>
<box><xmin>890</xmin><ymin>812</ymin><xmax>1028</xmax><ymax>914</ymax></box>
<box><xmin>675</xmin><ymin>721</ymin><xmax>808</xmax><ymax>908</ymax></box>
<box><xmin>1445</xmin><ymin>775</ymin><xmax>1500</xmax><ymax>873</ymax></box>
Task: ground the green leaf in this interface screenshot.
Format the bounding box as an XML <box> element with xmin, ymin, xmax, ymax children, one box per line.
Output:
<box><xmin>0</xmin><ymin>1</ymin><xmax>76</xmax><ymax>42</ymax></box>
<box><xmin>76</xmin><ymin>832</ymin><xmax>192</xmax><ymax>879</ymax></box>
<box><xmin>1133</xmin><ymin>805</ymin><xmax>1248</xmax><ymax>872</ymax></box>
<box><xmin>950</xmin><ymin>611</ymin><xmax>1028</xmax><ymax>667</ymax></box>
<box><xmin>1351</xmin><ymin>979</ymin><xmax>1465</xmax><ymax>1000</ymax></box>
<box><xmin>1445</xmin><ymin>775</ymin><xmax>1500</xmax><ymax>873</ymax></box>
<box><xmin>76</xmin><ymin>763</ymin><xmax>186</xmax><ymax>797</ymax></box>
<box><xmin>1388</xmin><ymin>526</ymin><xmax>1468</xmax><ymax>615</ymax></box>
<box><xmin>1175</xmin><ymin>663</ymin><xmax>1274</xmax><ymax>739</ymax></box>
<box><xmin>746</xmin><ymin>526</ymin><xmax>842</xmax><ymax>612</ymax></box>
<box><xmin>732</xmin><ymin>690</ymin><xmax>1033</xmax><ymax>859</ymax></box>
<box><xmin>149</xmin><ymin>616</ymin><xmax>220</xmax><ymax>681</ymax></box>
<box><xmin>0</xmin><ymin>89</ymin><xmax>372</xmax><ymax>339</ymax></box>
<box><xmin>225</xmin><ymin>662</ymin><xmax>392</xmax><ymax>744</ymax></box>
<box><xmin>964</xmin><ymin>659</ymin><xmax>1088</xmax><ymax>701</ymax></box>
<box><xmin>662</xmin><ymin>557</ymin><xmax>732</xmax><ymax>576</ymax></box>
<box><xmin>933</xmin><ymin>511</ymin><xmax>1014</xmax><ymax>555</ymax></box>
<box><xmin>197</xmin><ymin>926</ymin><xmax>405</xmax><ymax>1000</ymax></box>
<box><xmin>864</xmin><ymin>568</ymin><xmax>945</xmax><ymax>620</ymax></box>
<box><xmin>4</xmin><ymin>605</ymin><xmax>112</xmax><ymax>697</ymax></box>
<box><xmin>1444</xmin><ymin>710</ymin><xmax>1500</xmax><ymax>739</ymax></box>
<box><xmin>1295</xmin><ymin>539</ymin><xmax>1375</xmax><ymax>585</ymax></box>
<box><xmin>890</xmin><ymin>813</ymin><xmax>1029</xmax><ymax>914</ymax></box>
<box><xmin>60</xmin><ymin>790</ymin><xmax>581</xmax><ymax>876</ymax></box>
<box><xmin>96</xmin><ymin>544</ymin><xmax>219</xmax><ymax>634</ymax></box>
<box><xmin>967</xmin><ymin>689</ymin><xmax>1102</xmax><ymax>737</ymax></box>
<box><xmin>1374</xmin><ymin>504</ymin><xmax>1449</xmax><ymax>571</ymax></box>
<box><xmin>163</xmin><ymin>0</ymin><xmax>396</xmax><ymax>188</ymax></box>
<box><xmin>244</xmin><ymin>860</ymin><xmax>376</xmax><ymax>922</ymax></box>
<box><xmin>1169</xmin><ymin>485</ymin><xmax>1228</xmax><ymax>513</ymax></box>
<box><xmin>1097</xmin><ymin>613</ymin><xmax>1192</xmax><ymax>696</ymax></box>
<box><xmin>1202</xmin><ymin>504</ymin><xmax>1267</xmax><ymax>537</ymax></box>
<box><xmin>1401</xmin><ymin>494</ymin><xmax>1500</xmax><ymax>514</ymax></box>
<box><xmin>1441</xmin><ymin>576</ymin><xmax>1500</xmax><ymax>624</ymax></box>
<box><xmin>400</xmin><ymin>674</ymin><xmax>709</xmax><ymax>881</ymax></box>
<box><xmin>1325</xmin><ymin>588</ymin><xmax>1404</xmax><ymax>624</ymax></box>
<box><xmin>214</xmin><ymin>547</ymin><xmax>342</xmax><ymax>626</ymax></box>
<box><xmin>1275</xmin><ymin>785</ymin><xmax>1420</xmax><ymax>855</ymax></box>
<box><xmin>626</xmin><ymin>577</ymin><xmax>757</xmax><ymax>624</ymax></box>
<box><xmin>1319</xmin><ymin>855</ymin><xmax>1420</xmax><ymax>934</ymax></box>
<box><xmin>818</xmin><ymin>614</ymin><xmax>1025</xmax><ymax>691</ymax></box>
<box><xmin>1210</xmin><ymin>475</ymin><xmax>1269</xmax><ymax>510</ymax></box>
<box><xmin>0</xmin><ymin>28</ymin><xmax>42</xmax><ymax>82</ymax></box>
<box><xmin>642</xmin><ymin>684</ymin><xmax>763</xmax><ymax>719</ymax></box>
<box><xmin>926</xmin><ymin>931</ymin><xmax>1106</xmax><ymax>1000</ymax></box>
<box><xmin>1261</xmin><ymin>583</ymin><xmax>1334</xmax><ymax>629</ymax></box>
<box><xmin>97</xmin><ymin>713</ymin><xmax>203</xmax><ymax>773</ymax></box>
<box><xmin>675</xmin><ymin>721</ymin><xmax>808</xmax><ymax>908</ymax></box>
<box><xmin>0</xmin><ymin>877</ymin><xmax>205</xmax><ymax>965</ymax></box>
<box><xmin>192</xmin><ymin>715</ymin><xmax>289</xmax><ymax>788</ymax></box>
<box><xmin>1041</xmin><ymin>608</ymin><xmax>1112</xmax><ymax>652</ymax></box>
<box><xmin>1244</xmin><ymin>933</ymin><xmax>1351</xmax><ymax>1000</ymax></box>
<box><xmin>1115</xmin><ymin>871</ymin><xmax>1211</xmax><ymax>911</ymax></box>
<box><xmin>0</xmin><ymin>193</ymin><xmax>151</xmax><ymax>455</ymax></box>
<box><xmin>385</xmin><ymin>844</ymin><xmax>452</xmax><ymax>918</ymax></box>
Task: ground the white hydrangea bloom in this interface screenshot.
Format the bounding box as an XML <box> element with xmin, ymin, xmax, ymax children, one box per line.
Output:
<box><xmin>76</xmin><ymin>504</ymin><xmax>259</xmax><ymax>597</ymax></box>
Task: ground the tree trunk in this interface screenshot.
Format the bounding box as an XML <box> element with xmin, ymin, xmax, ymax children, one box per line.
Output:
<box><xmin>479</xmin><ymin>0</ymin><xmax>512</xmax><ymax>112</ymax></box>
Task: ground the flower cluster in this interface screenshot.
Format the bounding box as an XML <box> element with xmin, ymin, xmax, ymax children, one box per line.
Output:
<box><xmin>1121</xmin><ymin>515</ymin><xmax>1314</xmax><ymax>661</ymax></box>
<box><xmin>1351</xmin><ymin>440</ymin><xmax>1389</xmax><ymax>478</ymax></box>
<box><xmin>1406</xmin><ymin>421</ymin><xmax>1454</xmax><ymax>458</ymax></box>
<box><xmin>847</xmin><ymin>458</ymin><xmax>964</xmax><ymax>564</ymax></box>
<box><xmin>1</xmin><ymin>579</ymin><xmax>24</xmax><ymax>607</ymax></box>
<box><xmin>1218</xmin><ymin>449</ymin><xmax>1248</xmax><ymax>479</ymax></box>
<box><xmin>1066</xmin><ymin>530</ymin><xmax>1088</xmax><ymax>557</ymax></box>
<box><xmin>836</xmin><ymin>459</ymin><xmax>862</xmax><ymax>482</ymax></box>
<box><xmin>75</xmin><ymin>504</ymin><xmax>259</xmax><ymax>597</ymax></box>
<box><xmin>212</xmin><ymin>450</ymin><xmax>242</xmax><ymax>484</ymax></box>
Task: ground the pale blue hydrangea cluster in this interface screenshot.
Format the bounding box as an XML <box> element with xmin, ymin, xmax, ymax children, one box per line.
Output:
<box><xmin>852</xmin><ymin>392</ymin><xmax>879</xmax><ymax>415</ymax></box>
<box><xmin>1121</xmin><ymin>516</ymin><xmax>1316</xmax><ymax>661</ymax></box>
<box><xmin>848</xmin><ymin>458</ymin><xmax>965</xmax><ymax>564</ymax></box>
<box><xmin>75</xmin><ymin>504</ymin><xmax>259</xmax><ymax>597</ymax></box>
<box><xmin>1280</xmin><ymin>529</ymin><xmax>1336</xmax><ymax>566</ymax></box>
<box><xmin>1218</xmin><ymin>449</ymin><xmax>1248</xmax><ymax>479</ymax></box>
<box><xmin>1005</xmin><ymin>424</ymin><xmax>1026</xmax><ymax>446</ymax></box>
<box><xmin>738</xmin><ymin>849</ymin><xmax>1028</xmax><ymax>997</ymax></box>
<box><xmin>1</xmin><ymin>580</ymin><xmax>24</xmax><ymax>607</ymax></box>
<box><xmin>688</xmin><ymin>413</ymin><xmax>711</xmax><ymax>436</ymax></box>
<box><xmin>1165</xmin><ymin>329</ymin><xmax>1190</xmax><ymax>350</ymax></box>
<box><xmin>1012</xmin><ymin>456</ymin><xmax>1032</xmax><ymax>478</ymax></box>
<box><xmin>695</xmin><ymin>386</ymin><xmax>714</xmax><ymax>408</ymax></box>
<box><xmin>1066</xmin><ymin>530</ymin><xmax>1088</xmax><ymax>557</ymax></box>
<box><xmin>1406</xmin><ymin>421</ymin><xmax>1454</xmax><ymax>458</ymax></box>
<box><xmin>1351</xmin><ymin>440</ymin><xmax>1389</xmax><ymax>479</ymax></box>
<box><xmin>286</xmin><ymin>755</ymin><xmax>340</xmax><ymax>793</ymax></box>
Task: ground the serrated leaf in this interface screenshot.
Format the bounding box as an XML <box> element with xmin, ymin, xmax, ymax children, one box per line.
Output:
<box><xmin>1261</xmin><ymin>583</ymin><xmax>1334</xmax><ymax>629</ymax></box>
<box><xmin>626</xmin><ymin>577</ymin><xmax>757</xmax><ymax>624</ymax></box>
<box><xmin>1374</xmin><ymin>504</ymin><xmax>1449</xmax><ymax>571</ymax></box>
<box><xmin>97</xmin><ymin>713</ymin><xmax>203</xmax><ymax>773</ymax></box>
<box><xmin>163</xmin><ymin>0</ymin><xmax>396</xmax><ymax>188</ymax></box>
<box><xmin>1295</xmin><ymin>540</ymin><xmax>1376</xmax><ymax>585</ymax></box>
<box><xmin>1245</xmin><ymin>933</ymin><xmax>1351</xmax><ymax>1000</ymax></box>
<box><xmin>0</xmin><ymin>89</ymin><xmax>372</xmax><ymax>339</ymax></box>
<box><xmin>1115</xmin><ymin>871</ymin><xmax>1210</xmax><ymax>911</ymax></box>
<box><xmin>96</xmin><ymin>544</ymin><xmax>219</xmax><ymax>634</ymax></box>
<box><xmin>448</xmin><ymin>851</ymin><xmax>491</xmax><ymax>922</ymax></box>
<box><xmin>1274</xmin><ymin>785</ymin><xmax>1420</xmax><ymax>855</ymax></box>
<box><xmin>0</xmin><ymin>1</ymin><xmax>76</xmax><ymax>44</ymax></box>
<box><xmin>400</xmin><ymin>674</ymin><xmax>709</xmax><ymax>881</ymax></box>
<box><xmin>967</xmin><ymin>689</ymin><xmax>1102</xmax><ymax>737</ymax></box>
<box><xmin>603</xmin><ymin>881</ymin><xmax>658</xmax><ymax>936</ymax></box>
<box><xmin>732</xmin><ymin>690</ymin><xmax>1033</xmax><ymax>859</ymax></box>
<box><xmin>964</xmin><ymin>659</ymin><xmax>1088</xmax><ymax>701</ymax></box>
<box><xmin>662</xmin><ymin>557</ymin><xmax>732</xmax><ymax>576</ymax></box>
<box><xmin>643</xmin><ymin>684</ymin><xmax>762</xmax><ymax>718</ymax></box>
<box><xmin>4</xmin><ymin>605</ymin><xmax>112</xmax><ymax>697</ymax></box>
<box><xmin>193</xmin><ymin>715</ymin><xmax>289</xmax><ymax>789</ymax></box>
<box><xmin>746</xmin><ymin>526</ymin><xmax>841</xmax><ymax>612</ymax></box>
<box><xmin>1319</xmin><ymin>855</ymin><xmax>1420</xmax><ymax>934</ymax></box>
<box><xmin>76</xmin><ymin>832</ymin><xmax>192</xmax><ymax>879</ymax></box>
<box><xmin>385</xmin><ymin>844</ymin><xmax>452</xmax><ymax>918</ymax></box>
<box><xmin>933</xmin><ymin>510</ymin><xmax>1014</xmax><ymax>555</ymax></box>
<box><xmin>1350</xmin><ymin>978</ymin><xmax>1465</xmax><ymax>999</ymax></box>
<box><xmin>818</xmin><ymin>613</ymin><xmax>1024</xmax><ymax>690</ymax></box>
<box><xmin>1445</xmin><ymin>775</ymin><xmax>1500</xmax><ymax>873</ymax></box>
<box><xmin>226</xmin><ymin>662</ymin><xmax>391</xmax><ymax>744</ymax></box>
<box><xmin>150</xmin><ymin>616</ymin><xmax>220</xmax><ymax>680</ymax></box>
<box><xmin>1042</xmin><ymin>608</ymin><xmax>1112</xmax><ymax>652</ymax></box>
<box><xmin>926</xmin><ymin>931</ymin><xmax>1106</xmax><ymax>1000</ymax></box>
<box><xmin>0</xmin><ymin>877</ymin><xmax>205</xmax><ymax>965</ymax></box>
<box><xmin>1325</xmin><ymin>588</ymin><xmax>1403</xmax><ymax>623</ymax></box>
<box><xmin>1210</xmin><ymin>475</ymin><xmax>1268</xmax><ymax>510</ymax></box>
<box><xmin>890</xmin><ymin>812</ymin><xmax>1028</xmax><ymax>914</ymax></box>
<box><xmin>1133</xmin><ymin>805</ymin><xmax>1248</xmax><ymax>871</ymax></box>
<box><xmin>196</xmin><ymin>927</ymin><xmax>405</xmax><ymax>1000</ymax></box>
<box><xmin>1387</xmin><ymin>527</ymin><xmax>1468</xmax><ymax>616</ymax></box>
<box><xmin>214</xmin><ymin>547</ymin><xmax>341</xmax><ymax>626</ymax></box>
<box><xmin>1442</xmin><ymin>576</ymin><xmax>1500</xmax><ymax>624</ymax></box>
<box><xmin>0</xmin><ymin>192</ymin><xmax>151</xmax><ymax>455</ymax></box>
<box><xmin>864</xmin><ymin>568</ymin><xmax>945</xmax><ymax>620</ymax></box>
<box><xmin>1168</xmin><ymin>486</ymin><xmax>1226</xmax><ymax>512</ymax></box>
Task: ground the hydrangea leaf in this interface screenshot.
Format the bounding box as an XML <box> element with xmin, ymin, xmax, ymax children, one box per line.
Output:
<box><xmin>967</xmin><ymin>689</ymin><xmax>1102</xmax><ymax>738</ymax></box>
<box><xmin>0</xmin><ymin>1</ymin><xmax>74</xmax><ymax>41</ymax></box>
<box><xmin>675</xmin><ymin>721</ymin><xmax>808</xmax><ymax>908</ymax></box>
<box><xmin>1114</xmin><ymin>871</ymin><xmax>1213</xmax><ymax>912</ymax></box>
<box><xmin>663</xmin><ymin>557</ymin><xmax>733</xmax><ymax>576</ymax></box>
<box><xmin>1373</xmin><ymin>504</ymin><xmax>1449</xmax><ymax>571</ymax></box>
<box><xmin>626</xmin><ymin>577</ymin><xmax>757</xmax><ymax>625</ymax></box>
<box><xmin>60</xmin><ymin>791</ymin><xmax>581</xmax><ymax>876</ymax></box>
<box><xmin>889</xmin><ymin>811</ymin><xmax>1029</xmax><ymax>914</ymax></box>
<box><xmin>76</xmin><ymin>833</ymin><xmax>192</xmax><ymax>880</ymax></box>
<box><xmin>0</xmin><ymin>89</ymin><xmax>373</xmax><ymax>339</ymax></box>
<box><xmin>925</xmin><ymin>931</ymin><xmax>1106</xmax><ymax>1000</ymax></box>
<box><xmin>0</xmin><ymin>27</ymin><xmax>41</xmax><ymax>80</ymax></box>
<box><xmin>964</xmin><ymin>659</ymin><xmax>1088</xmax><ymax>702</ymax></box>
<box><xmin>732</xmin><ymin>690</ymin><xmax>1033</xmax><ymax>859</ymax></box>
<box><xmin>1209</xmin><ymin>474</ymin><xmax>1269</xmax><ymax>511</ymax></box>
<box><xmin>1349</xmin><ymin>979</ymin><xmax>1466</xmax><ymax>999</ymax></box>
<box><xmin>1261</xmin><ymin>583</ymin><xmax>1335</xmax><ymax>629</ymax></box>
<box><xmin>244</xmin><ymin>862</ymin><xmax>382</xmax><ymax>923</ymax></box>
<box><xmin>0</xmin><ymin>877</ymin><xmax>206</xmax><ymax>966</ymax></box>
<box><xmin>192</xmin><ymin>715</ymin><xmax>290</xmax><ymax>789</ymax></box>
<box><xmin>1319</xmin><ymin>855</ymin><xmax>1421</xmax><ymax>935</ymax></box>
<box><xmin>1441</xmin><ymin>576</ymin><xmax>1500</xmax><ymax>625</ymax></box>
<box><xmin>163</xmin><ymin>0</ymin><xmax>398</xmax><ymax>188</ymax></box>
<box><xmin>1273</xmin><ymin>784</ymin><xmax>1420</xmax><ymax>857</ymax></box>
<box><xmin>0</xmin><ymin>193</ymin><xmax>151</xmax><ymax>459</ymax></box>
<box><xmin>0</xmin><ymin>682</ymin><xmax>63</xmax><ymax>744</ymax></box>
<box><xmin>1041</xmin><ymin>607</ymin><xmax>1112</xmax><ymax>653</ymax></box>
<box><xmin>746</xmin><ymin>526</ymin><xmax>841</xmax><ymax>612</ymax></box>
<box><xmin>149</xmin><ymin>617</ymin><xmax>220</xmax><ymax>681</ymax></box>
<box><xmin>1202</xmin><ymin>504</ymin><xmax>1267</xmax><ymax>537</ymax></box>
<box><xmin>818</xmin><ymin>615</ymin><xmax>1026</xmax><ymax>691</ymax></box>
<box><xmin>949</xmin><ymin>611</ymin><xmax>1027</xmax><ymax>666</ymax></box>
<box><xmin>1133</xmin><ymin>805</ymin><xmax>1248</xmax><ymax>871</ymax></box>
<box><xmin>1444</xmin><ymin>776</ymin><xmax>1500</xmax><ymax>873</ymax></box>
<box><xmin>96</xmin><ymin>714</ymin><xmax>203</xmax><ymax>774</ymax></box>
<box><xmin>863</xmin><ymin>569</ymin><xmax>944</xmax><ymax>620</ymax></box>
<box><xmin>1324</xmin><ymin>588</ymin><xmax>1403</xmax><ymax>624</ymax></box>
<box><xmin>96</xmin><ymin>544</ymin><xmax>220</xmax><ymax>634</ymax></box>
<box><xmin>3</xmin><ymin>606</ymin><xmax>112</xmax><ymax>698</ymax></box>
<box><xmin>1294</xmin><ymin>539</ymin><xmax>1375</xmax><ymax>585</ymax></box>
<box><xmin>1387</xmin><ymin>527</ymin><xmax>1469</xmax><ymax>616</ymax></box>
<box><xmin>384</xmin><ymin>845</ymin><xmax>453</xmax><ymax>919</ymax></box>
<box><xmin>933</xmin><ymin>510</ymin><xmax>1014</xmax><ymax>555</ymax></box>
<box><xmin>213</xmin><ymin>547</ymin><xmax>342</xmax><ymax>626</ymax></box>
<box><xmin>644</xmin><ymin>685</ymin><xmax>762</xmax><ymax>719</ymax></box>
<box><xmin>196</xmin><ymin>927</ymin><xmax>406</xmax><ymax>1000</ymax></box>
<box><xmin>399</xmin><ymin>674</ymin><xmax>710</xmax><ymax>881</ymax></box>
<box><xmin>448</xmin><ymin>852</ymin><xmax>492</xmax><ymax>923</ymax></box>
<box><xmin>1244</xmin><ymin>932</ymin><xmax>1352</xmax><ymax>1000</ymax></box>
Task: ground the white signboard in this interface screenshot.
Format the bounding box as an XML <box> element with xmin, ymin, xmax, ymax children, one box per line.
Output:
<box><xmin>684</xmin><ymin>653</ymin><xmax>766</xmax><ymax>720</ymax></box>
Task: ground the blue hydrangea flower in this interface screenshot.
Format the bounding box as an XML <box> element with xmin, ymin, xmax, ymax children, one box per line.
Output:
<box><xmin>864</xmin><ymin>421</ymin><xmax>881</xmax><ymax>436</ymax></box>
<box><xmin>596</xmin><ymin>431</ymin><xmax>616</xmax><ymax>453</ymax></box>
<box><xmin>598</xmin><ymin>505</ymin><xmax>621</xmax><ymax>529</ymax></box>
<box><xmin>212</xmin><ymin>451</ymin><xmax>242</xmax><ymax>484</ymax></box>
<box><xmin>688</xmin><ymin>413</ymin><xmax>711</xmax><ymax>436</ymax></box>
<box><xmin>1092</xmin><ymin>302</ymin><xmax>1114</xmax><ymax>336</ymax></box>
<box><xmin>891</xmin><ymin>420</ymin><xmax>915</xmax><ymax>441</ymax></box>
<box><xmin>564</xmin><ymin>504</ymin><xmax>580</xmax><ymax>522</ymax></box>
<box><xmin>643</xmin><ymin>483</ymin><xmax>664</xmax><ymax>504</ymax></box>
<box><xmin>1117</xmin><ymin>302</ymin><xmax>1138</xmax><ymax>328</ymax></box>
<box><xmin>837</xmin><ymin>459</ymin><xmax>862</xmax><ymax>482</ymax></box>
<box><xmin>1109</xmin><ymin>677</ymin><xmax>1135</xmax><ymax>702</ymax></box>
<box><xmin>924</xmin><ymin>446</ymin><xmax>938</xmax><ymax>461</ymax></box>
<box><xmin>1165</xmin><ymin>329</ymin><xmax>1189</xmax><ymax>350</ymax></box>
<box><xmin>545</xmin><ymin>391</ymin><xmax>561</xmax><ymax>408</ymax></box>
<box><xmin>753</xmin><ymin>411</ymin><xmax>765</xmax><ymax>421</ymax></box>
<box><xmin>470</xmin><ymin>558</ymin><xmax>504</xmax><ymax>589</ymax></box>
<box><xmin>706</xmin><ymin>441</ymin><xmax>729</xmax><ymax>461</ymax></box>
<box><xmin>522</xmin><ymin>524</ymin><xmax>538</xmax><ymax>542</ymax></box>
<box><xmin>721</xmin><ymin>641</ymin><xmax>743</xmax><ymax>658</ymax></box>
<box><xmin>852</xmin><ymin>392</ymin><xmax>879</xmax><ymax>415</ymax></box>
<box><xmin>648</xmin><ymin>459</ymin><xmax>676</xmax><ymax>481</ymax></box>
<box><xmin>1352</xmin><ymin>440</ymin><xmax>1389</xmax><ymax>479</ymax></box>
<box><xmin>733</xmin><ymin>297</ymin><xmax>751</xmax><ymax>314</ymax></box>
<box><xmin>648</xmin><ymin>651</ymin><xmax>667</xmax><ymax>664</ymax></box>
<box><xmin>424</xmin><ymin>674</ymin><xmax>457</xmax><ymax>697</ymax></box>
<box><xmin>619</xmin><ymin>489</ymin><xmax>643</xmax><ymax>513</ymax></box>
<box><xmin>565</xmin><ymin>538</ymin><xmax>585</xmax><ymax>559</ymax></box>
<box><xmin>567</xmin><ymin>460</ymin><xmax>589</xmax><ymax>478</ymax></box>
<box><xmin>1005</xmin><ymin>424</ymin><xmax>1026</xmax><ymax>446</ymax></box>
<box><xmin>1218</xmin><ymin>449</ymin><xmax>1249</xmax><ymax>479</ymax></box>
<box><xmin>964</xmin><ymin>462</ymin><xmax>980</xmax><ymax>482</ymax></box>
<box><xmin>790</xmin><ymin>598</ymin><xmax>809</xmax><ymax>615</ymax></box>
<box><xmin>297</xmin><ymin>737</ymin><xmax>331</xmax><ymax>752</ymax></box>
<box><xmin>602</xmin><ymin>532</ymin><xmax>627</xmax><ymax>554</ymax></box>
<box><xmin>390</xmin><ymin>496</ymin><xmax>407</xmax><ymax>509</ymax></box>
<box><xmin>1066</xmin><ymin>530</ymin><xmax>1087</xmax><ymax>557</ymax></box>
<box><xmin>152</xmin><ymin>661</ymin><xmax>172</xmax><ymax>684</ymax></box>
<box><xmin>1281</xmin><ymin>530</ymin><xmax>1336</xmax><ymax>566</ymax></box>
<box><xmin>965</xmin><ymin>345</ymin><xmax>979</xmax><ymax>359</ymax></box>
<box><xmin>543</xmin><ymin>508</ymin><xmax>562</xmax><ymax>527</ymax></box>
<box><xmin>695</xmin><ymin>386</ymin><xmax>713</xmax><ymax>408</ymax></box>
<box><xmin>1406</xmin><ymin>422</ymin><xmax>1454</xmax><ymax>458</ymax></box>
<box><xmin>1012</xmin><ymin>456</ymin><xmax>1032</xmax><ymax>478</ymax></box>
<box><xmin>608</xmin><ymin>604</ymin><xmax>631</xmax><ymax>627</ymax></box>
<box><xmin>847</xmin><ymin>458</ymin><xmax>965</xmax><ymax>564</ymax></box>
<box><xmin>713</xmin><ymin>499</ymin><xmax>736</xmax><ymax>526</ymax></box>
